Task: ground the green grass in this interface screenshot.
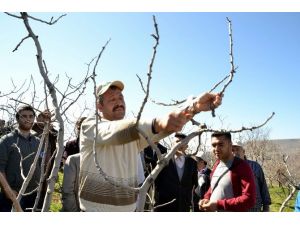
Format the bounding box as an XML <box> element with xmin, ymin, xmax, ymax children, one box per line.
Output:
<box><xmin>48</xmin><ymin>172</ymin><xmax>297</xmax><ymax>212</ymax></box>
<box><xmin>269</xmin><ymin>186</ymin><xmax>296</xmax><ymax>212</ymax></box>
<box><xmin>49</xmin><ymin>171</ymin><xmax>63</xmax><ymax>212</ymax></box>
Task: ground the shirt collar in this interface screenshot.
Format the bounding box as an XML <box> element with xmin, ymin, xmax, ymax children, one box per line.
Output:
<box><xmin>15</xmin><ymin>128</ymin><xmax>33</xmax><ymax>140</ymax></box>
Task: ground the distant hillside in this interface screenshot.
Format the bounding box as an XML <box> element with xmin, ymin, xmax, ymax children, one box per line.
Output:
<box><xmin>270</xmin><ymin>139</ymin><xmax>300</xmax><ymax>154</ymax></box>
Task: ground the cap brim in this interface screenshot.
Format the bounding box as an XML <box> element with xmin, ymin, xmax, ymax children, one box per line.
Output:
<box><xmin>97</xmin><ymin>80</ymin><xmax>124</xmax><ymax>96</ymax></box>
<box><xmin>110</xmin><ymin>80</ymin><xmax>124</xmax><ymax>91</ymax></box>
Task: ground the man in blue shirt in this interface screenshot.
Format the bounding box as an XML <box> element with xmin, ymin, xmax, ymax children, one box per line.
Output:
<box><xmin>232</xmin><ymin>143</ymin><xmax>271</xmax><ymax>212</ymax></box>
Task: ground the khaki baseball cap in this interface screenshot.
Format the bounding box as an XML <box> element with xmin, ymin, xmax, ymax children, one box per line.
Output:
<box><xmin>232</xmin><ymin>141</ymin><xmax>243</xmax><ymax>147</ymax></box>
<box><xmin>96</xmin><ymin>80</ymin><xmax>124</xmax><ymax>96</ymax></box>
<box><xmin>193</xmin><ymin>151</ymin><xmax>210</xmax><ymax>163</ymax></box>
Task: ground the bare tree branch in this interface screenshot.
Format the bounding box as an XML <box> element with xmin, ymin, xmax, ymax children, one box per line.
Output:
<box><xmin>92</xmin><ymin>39</ymin><xmax>111</xmax><ymax>76</ymax></box>
<box><xmin>13</xmin><ymin>142</ymin><xmax>35</xmax><ymax>180</ymax></box>
<box><xmin>15</xmin><ymin>12</ymin><xmax>65</xmax><ymax>212</ymax></box>
<box><xmin>277</xmin><ymin>152</ymin><xmax>300</xmax><ymax>212</ymax></box>
<box><xmin>12</xmin><ymin>35</ymin><xmax>30</xmax><ymax>52</ymax></box>
<box><xmin>4</xmin><ymin>12</ymin><xmax>22</xmax><ymax>19</ymax></box>
<box><xmin>218</xmin><ymin>17</ymin><xmax>236</xmax><ymax>96</ymax></box>
<box><xmin>32</xmin><ymin>126</ymin><xmax>50</xmax><ymax>211</ymax></box>
<box><xmin>0</xmin><ymin>173</ymin><xmax>23</xmax><ymax>212</ymax></box>
<box><xmin>0</xmin><ymin>79</ymin><xmax>26</xmax><ymax>98</ymax></box>
<box><xmin>153</xmin><ymin>198</ymin><xmax>176</xmax><ymax>211</ymax></box>
<box><xmin>27</xmin><ymin>14</ymin><xmax>67</xmax><ymax>25</ymax></box>
<box><xmin>59</xmin><ymin>60</ymin><xmax>95</xmax><ymax>116</ymax></box>
<box><xmin>135</xmin><ymin>15</ymin><xmax>160</xmax><ymax>125</ymax></box>
<box><xmin>149</xmin><ymin>98</ymin><xmax>186</xmax><ymax>107</ymax></box>
<box><xmin>137</xmin><ymin>128</ymin><xmax>162</xmax><ymax>160</ymax></box>
<box><xmin>209</xmin><ymin>74</ymin><xmax>230</xmax><ymax>93</ymax></box>
<box><xmin>279</xmin><ymin>184</ymin><xmax>297</xmax><ymax>212</ymax></box>
<box><xmin>139</xmin><ymin>17</ymin><xmax>237</xmax><ymax>119</ymax></box>
<box><xmin>229</xmin><ymin>112</ymin><xmax>275</xmax><ymax>133</ymax></box>
<box><xmin>15</xmin><ymin>124</ymin><xmax>46</xmax><ymax>206</ymax></box>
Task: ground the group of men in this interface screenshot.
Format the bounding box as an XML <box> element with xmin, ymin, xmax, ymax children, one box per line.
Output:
<box><xmin>145</xmin><ymin>131</ymin><xmax>271</xmax><ymax>212</ymax></box>
<box><xmin>0</xmin><ymin>79</ymin><xmax>275</xmax><ymax>212</ymax></box>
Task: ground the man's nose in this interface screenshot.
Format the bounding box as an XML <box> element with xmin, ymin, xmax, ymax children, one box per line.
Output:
<box><xmin>115</xmin><ymin>102</ymin><xmax>124</xmax><ymax>108</ymax></box>
<box><xmin>215</xmin><ymin>145</ymin><xmax>221</xmax><ymax>150</ymax></box>
<box><xmin>23</xmin><ymin>116</ymin><xmax>33</xmax><ymax>121</ymax></box>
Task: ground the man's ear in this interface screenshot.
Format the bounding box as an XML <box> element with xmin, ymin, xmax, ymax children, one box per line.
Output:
<box><xmin>97</xmin><ymin>102</ymin><xmax>103</xmax><ymax>112</ymax></box>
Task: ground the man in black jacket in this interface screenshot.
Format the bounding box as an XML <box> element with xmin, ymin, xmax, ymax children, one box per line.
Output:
<box><xmin>154</xmin><ymin>133</ymin><xmax>198</xmax><ymax>212</ymax></box>
<box><xmin>192</xmin><ymin>153</ymin><xmax>211</xmax><ymax>211</ymax></box>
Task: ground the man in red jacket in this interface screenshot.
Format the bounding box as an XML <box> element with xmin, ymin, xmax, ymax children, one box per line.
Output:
<box><xmin>199</xmin><ymin>132</ymin><xmax>256</xmax><ymax>212</ymax></box>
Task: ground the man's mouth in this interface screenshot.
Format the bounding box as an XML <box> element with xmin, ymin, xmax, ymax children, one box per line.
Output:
<box><xmin>113</xmin><ymin>106</ymin><xmax>124</xmax><ymax>112</ymax></box>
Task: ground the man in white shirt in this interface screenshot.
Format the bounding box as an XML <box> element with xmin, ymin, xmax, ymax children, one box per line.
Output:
<box><xmin>154</xmin><ymin>133</ymin><xmax>198</xmax><ymax>211</ymax></box>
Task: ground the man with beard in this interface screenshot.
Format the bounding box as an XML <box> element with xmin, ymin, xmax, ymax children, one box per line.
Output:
<box><xmin>0</xmin><ymin>105</ymin><xmax>41</xmax><ymax>211</ymax></box>
<box><xmin>79</xmin><ymin>80</ymin><xmax>222</xmax><ymax>211</ymax></box>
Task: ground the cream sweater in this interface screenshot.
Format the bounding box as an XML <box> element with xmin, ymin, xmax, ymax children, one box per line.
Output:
<box><xmin>79</xmin><ymin>116</ymin><xmax>165</xmax><ymax>211</ymax></box>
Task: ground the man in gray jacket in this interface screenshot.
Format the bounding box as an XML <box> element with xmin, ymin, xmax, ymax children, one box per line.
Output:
<box><xmin>62</xmin><ymin>153</ymin><xmax>80</xmax><ymax>212</ymax></box>
<box><xmin>232</xmin><ymin>144</ymin><xmax>271</xmax><ymax>212</ymax></box>
<box><xmin>0</xmin><ymin>105</ymin><xmax>41</xmax><ymax>212</ymax></box>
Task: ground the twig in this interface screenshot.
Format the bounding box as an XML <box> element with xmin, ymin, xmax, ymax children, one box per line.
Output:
<box><xmin>0</xmin><ymin>79</ymin><xmax>26</xmax><ymax>98</ymax></box>
<box><xmin>59</xmin><ymin>59</ymin><xmax>95</xmax><ymax>116</ymax></box>
<box><xmin>136</xmin><ymin>15</ymin><xmax>160</xmax><ymax>125</ymax></box>
<box><xmin>218</xmin><ymin>17</ymin><xmax>236</xmax><ymax>96</ymax></box>
<box><xmin>92</xmin><ymin>39</ymin><xmax>111</xmax><ymax>76</ymax></box>
<box><xmin>151</xmin><ymin>98</ymin><xmax>186</xmax><ymax>106</ymax></box>
<box><xmin>12</xmin><ymin>35</ymin><xmax>30</xmax><ymax>52</ymax></box>
<box><xmin>27</xmin><ymin>14</ymin><xmax>67</xmax><ymax>25</ymax></box>
<box><xmin>228</xmin><ymin>112</ymin><xmax>275</xmax><ymax>133</ymax></box>
<box><xmin>209</xmin><ymin>74</ymin><xmax>230</xmax><ymax>93</ymax></box>
<box><xmin>4</xmin><ymin>12</ymin><xmax>22</xmax><ymax>19</ymax></box>
<box><xmin>153</xmin><ymin>198</ymin><xmax>176</xmax><ymax>210</ymax></box>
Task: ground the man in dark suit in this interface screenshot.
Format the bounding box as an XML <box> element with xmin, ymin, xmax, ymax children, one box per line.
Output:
<box><xmin>143</xmin><ymin>142</ymin><xmax>167</xmax><ymax>177</ymax></box>
<box><xmin>154</xmin><ymin>133</ymin><xmax>198</xmax><ymax>212</ymax></box>
<box><xmin>192</xmin><ymin>153</ymin><xmax>212</xmax><ymax>212</ymax></box>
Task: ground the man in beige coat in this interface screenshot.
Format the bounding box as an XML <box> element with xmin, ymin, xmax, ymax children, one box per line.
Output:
<box><xmin>79</xmin><ymin>80</ymin><xmax>222</xmax><ymax>211</ymax></box>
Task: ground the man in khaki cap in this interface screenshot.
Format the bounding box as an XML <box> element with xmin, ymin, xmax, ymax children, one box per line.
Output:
<box><xmin>79</xmin><ymin>80</ymin><xmax>222</xmax><ymax>211</ymax></box>
<box><xmin>192</xmin><ymin>151</ymin><xmax>211</xmax><ymax>211</ymax></box>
